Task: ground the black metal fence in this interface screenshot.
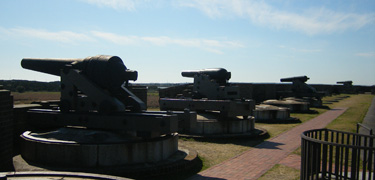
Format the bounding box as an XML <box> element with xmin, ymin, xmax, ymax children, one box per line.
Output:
<box><xmin>301</xmin><ymin>128</ymin><xmax>375</xmax><ymax>180</ymax></box>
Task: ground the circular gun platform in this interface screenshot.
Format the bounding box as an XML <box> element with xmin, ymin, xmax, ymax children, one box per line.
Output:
<box><xmin>21</xmin><ymin>127</ymin><xmax>178</xmax><ymax>167</ymax></box>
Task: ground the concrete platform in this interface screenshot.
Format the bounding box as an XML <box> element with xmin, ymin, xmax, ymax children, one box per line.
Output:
<box><xmin>186</xmin><ymin>113</ymin><xmax>255</xmax><ymax>135</ymax></box>
<box><xmin>263</xmin><ymin>98</ymin><xmax>310</xmax><ymax>112</ymax></box>
<box><xmin>20</xmin><ymin>127</ymin><xmax>178</xmax><ymax>167</ymax></box>
<box><xmin>13</xmin><ymin>144</ymin><xmax>198</xmax><ymax>179</ymax></box>
<box><xmin>0</xmin><ymin>171</ymin><xmax>131</xmax><ymax>180</ymax></box>
<box><xmin>254</xmin><ymin>104</ymin><xmax>299</xmax><ymax>123</ymax></box>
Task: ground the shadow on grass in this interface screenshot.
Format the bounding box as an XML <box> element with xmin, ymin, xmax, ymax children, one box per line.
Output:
<box><xmin>147</xmin><ymin>156</ymin><xmax>204</xmax><ymax>180</ymax></box>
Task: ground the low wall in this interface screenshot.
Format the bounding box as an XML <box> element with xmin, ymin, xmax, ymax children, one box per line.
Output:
<box><xmin>159</xmin><ymin>83</ymin><xmax>375</xmax><ymax>103</ymax></box>
<box><xmin>0</xmin><ymin>89</ymin><xmax>13</xmax><ymax>171</ymax></box>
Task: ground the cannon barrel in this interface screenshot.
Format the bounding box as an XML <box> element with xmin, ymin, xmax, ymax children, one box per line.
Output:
<box><xmin>337</xmin><ymin>81</ymin><xmax>353</xmax><ymax>85</ymax></box>
<box><xmin>280</xmin><ymin>76</ymin><xmax>309</xmax><ymax>83</ymax></box>
<box><xmin>181</xmin><ymin>68</ymin><xmax>231</xmax><ymax>80</ymax></box>
<box><xmin>21</xmin><ymin>55</ymin><xmax>138</xmax><ymax>91</ymax></box>
<box><xmin>21</xmin><ymin>58</ymin><xmax>81</xmax><ymax>76</ymax></box>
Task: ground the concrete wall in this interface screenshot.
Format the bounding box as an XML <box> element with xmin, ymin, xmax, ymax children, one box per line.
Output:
<box><xmin>160</xmin><ymin>83</ymin><xmax>375</xmax><ymax>104</ymax></box>
<box><xmin>0</xmin><ymin>89</ymin><xmax>13</xmax><ymax>171</ymax></box>
<box><xmin>128</xmin><ymin>85</ymin><xmax>148</xmax><ymax>107</ymax></box>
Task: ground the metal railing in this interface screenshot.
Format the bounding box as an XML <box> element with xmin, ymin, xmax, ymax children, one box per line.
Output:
<box><xmin>357</xmin><ymin>123</ymin><xmax>373</xmax><ymax>136</ymax></box>
<box><xmin>301</xmin><ymin>128</ymin><xmax>375</xmax><ymax>180</ymax></box>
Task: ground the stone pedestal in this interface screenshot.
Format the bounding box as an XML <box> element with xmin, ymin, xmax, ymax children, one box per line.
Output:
<box><xmin>255</xmin><ymin>104</ymin><xmax>289</xmax><ymax>120</ymax></box>
<box><xmin>21</xmin><ymin>127</ymin><xmax>178</xmax><ymax>167</ymax></box>
<box><xmin>263</xmin><ymin>98</ymin><xmax>309</xmax><ymax>112</ymax></box>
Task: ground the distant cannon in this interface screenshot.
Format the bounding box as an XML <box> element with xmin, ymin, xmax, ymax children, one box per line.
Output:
<box><xmin>336</xmin><ymin>81</ymin><xmax>355</xmax><ymax>94</ymax></box>
<box><xmin>180</xmin><ymin>68</ymin><xmax>238</xmax><ymax>100</ymax></box>
<box><xmin>337</xmin><ymin>81</ymin><xmax>353</xmax><ymax>86</ymax></box>
<box><xmin>281</xmin><ymin>76</ymin><xmax>309</xmax><ymax>83</ymax></box>
<box><xmin>278</xmin><ymin>75</ymin><xmax>325</xmax><ymax>107</ymax></box>
<box><xmin>280</xmin><ymin>75</ymin><xmax>316</xmax><ymax>94</ymax></box>
<box><xmin>181</xmin><ymin>68</ymin><xmax>231</xmax><ymax>84</ymax></box>
<box><xmin>160</xmin><ymin>67</ymin><xmax>255</xmax><ymax>135</ymax></box>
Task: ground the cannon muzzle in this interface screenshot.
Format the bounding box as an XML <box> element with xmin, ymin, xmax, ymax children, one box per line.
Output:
<box><xmin>337</xmin><ymin>81</ymin><xmax>353</xmax><ymax>85</ymax></box>
<box><xmin>280</xmin><ymin>76</ymin><xmax>309</xmax><ymax>83</ymax></box>
<box><xmin>21</xmin><ymin>58</ymin><xmax>81</xmax><ymax>76</ymax></box>
<box><xmin>181</xmin><ymin>68</ymin><xmax>231</xmax><ymax>81</ymax></box>
<box><xmin>21</xmin><ymin>55</ymin><xmax>138</xmax><ymax>91</ymax></box>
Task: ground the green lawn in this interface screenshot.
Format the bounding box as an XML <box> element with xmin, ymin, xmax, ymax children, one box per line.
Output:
<box><xmin>259</xmin><ymin>94</ymin><xmax>374</xmax><ymax>180</ymax></box>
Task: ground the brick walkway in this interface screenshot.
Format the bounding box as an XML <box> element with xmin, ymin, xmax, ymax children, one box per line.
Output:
<box><xmin>189</xmin><ymin>107</ymin><xmax>348</xmax><ymax>180</ymax></box>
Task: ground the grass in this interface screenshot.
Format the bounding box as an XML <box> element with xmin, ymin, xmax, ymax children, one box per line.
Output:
<box><xmin>147</xmin><ymin>92</ymin><xmax>160</xmax><ymax>109</ymax></box>
<box><xmin>327</xmin><ymin>94</ymin><xmax>374</xmax><ymax>132</ymax></box>
<box><xmin>12</xmin><ymin>91</ymin><xmax>374</xmax><ymax>179</ymax></box>
<box><xmin>258</xmin><ymin>164</ymin><xmax>300</xmax><ymax>180</ymax></box>
<box><xmin>12</xmin><ymin>91</ymin><xmax>60</xmax><ymax>104</ymax></box>
<box><xmin>260</xmin><ymin>94</ymin><xmax>374</xmax><ymax>180</ymax></box>
<box><xmin>179</xmin><ymin>137</ymin><xmax>265</xmax><ymax>171</ymax></box>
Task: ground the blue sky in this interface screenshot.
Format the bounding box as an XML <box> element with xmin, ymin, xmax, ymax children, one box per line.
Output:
<box><xmin>0</xmin><ymin>0</ymin><xmax>374</xmax><ymax>85</ymax></box>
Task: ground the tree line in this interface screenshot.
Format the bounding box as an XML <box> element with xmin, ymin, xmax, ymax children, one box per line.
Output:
<box><xmin>0</xmin><ymin>80</ymin><xmax>183</xmax><ymax>93</ymax></box>
<box><xmin>0</xmin><ymin>80</ymin><xmax>60</xmax><ymax>92</ymax></box>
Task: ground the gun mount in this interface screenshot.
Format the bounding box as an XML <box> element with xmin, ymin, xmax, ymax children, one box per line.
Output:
<box><xmin>181</xmin><ymin>68</ymin><xmax>231</xmax><ymax>84</ymax></box>
<box><xmin>337</xmin><ymin>81</ymin><xmax>353</xmax><ymax>86</ymax></box>
<box><xmin>336</xmin><ymin>81</ymin><xmax>355</xmax><ymax>94</ymax></box>
<box><xmin>160</xmin><ymin>68</ymin><xmax>256</xmax><ymax>136</ymax></box>
<box><xmin>21</xmin><ymin>55</ymin><xmax>177</xmax><ymax>138</ymax></box>
<box><xmin>280</xmin><ymin>76</ymin><xmax>316</xmax><ymax>94</ymax></box>
<box><xmin>277</xmin><ymin>75</ymin><xmax>325</xmax><ymax>108</ymax></box>
<box><xmin>181</xmin><ymin>68</ymin><xmax>239</xmax><ymax>100</ymax></box>
<box><xmin>17</xmin><ymin>55</ymin><xmax>188</xmax><ymax>174</ymax></box>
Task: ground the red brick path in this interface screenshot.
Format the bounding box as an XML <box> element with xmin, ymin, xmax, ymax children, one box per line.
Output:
<box><xmin>189</xmin><ymin>107</ymin><xmax>348</xmax><ymax>180</ymax></box>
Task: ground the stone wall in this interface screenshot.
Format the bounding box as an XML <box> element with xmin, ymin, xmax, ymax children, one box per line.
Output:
<box><xmin>159</xmin><ymin>83</ymin><xmax>374</xmax><ymax>104</ymax></box>
<box><xmin>0</xmin><ymin>89</ymin><xmax>13</xmax><ymax>171</ymax></box>
<box><xmin>128</xmin><ymin>85</ymin><xmax>148</xmax><ymax>107</ymax></box>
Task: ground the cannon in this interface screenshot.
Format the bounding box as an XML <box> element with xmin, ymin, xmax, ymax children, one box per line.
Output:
<box><xmin>278</xmin><ymin>75</ymin><xmax>325</xmax><ymax>108</ymax></box>
<box><xmin>181</xmin><ymin>68</ymin><xmax>231</xmax><ymax>84</ymax></box>
<box><xmin>280</xmin><ymin>75</ymin><xmax>317</xmax><ymax>94</ymax></box>
<box><xmin>18</xmin><ymin>55</ymin><xmax>181</xmax><ymax>170</ymax></box>
<box><xmin>337</xmin><ymin>81</ymin><xmax>355</xmax><ymax>94</ymax></box>
<box><xmin>337</xmin><ymin>81</ymin><xmax>353</xmax><ymax>86</ymax></box>
<box><xmin>281</xmin><ymin>76</ymin><xmax>309</xmax><ymax>83</ymax></box>
<box><xmin>160</xmin><ymin>68</ymin><xmax>255</xmax><ymax>135</ymax></box>
<box><xmin>180</xmin><ymin>68</ymin><xmax>239</xmax><ymax>100</ymax></box>
<box><xmin>21</xmin><ymin>55</ymin><xmax>177</xmax><ymax>138</ymax></box>
<box><xmin>22</xmin><ymin>55</ymin><xmax>145</xmax><ymax>113</ymax></box>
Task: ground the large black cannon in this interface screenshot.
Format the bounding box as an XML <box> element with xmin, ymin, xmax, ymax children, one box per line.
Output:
<box><xmin>22</xmin><ymin>55</ymin><xmax>144</xmax><ymax>113</ymax></box>
<box><xmin>19</xmin><ymin>55</ymin><xmax>180</xmax><ymax>170</ymax></box>
<box><xmin>21</xmin><ymin>55</ymin><xmax>177</xmax><ymax>138</ymax></box>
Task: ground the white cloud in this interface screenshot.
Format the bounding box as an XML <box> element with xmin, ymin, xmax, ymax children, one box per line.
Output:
<box><xmin>1</xmin><ymin>27</ymin><xmax>94</xmax><ymax>44</ymax></box>
<box><xmin>91</xmin><ymin>31</ymin><xmax>243</xmax><ymax>54</ymax></box>
<box><xmin>79</xmin><ymin>0</ymin><xmax>136</xmax><ymax>11</ymax></box>
<box><xmin>279</xmin><ymin>45</ymin><xmax>321</xmax><ymax>53</ymax></box>
<box><xmin>356</xmin><ymin>52</ymin><xmax>375</xmax><ymax>58</ymax></box>
<box><xmin>0</xmin><ymin>26</ymin><xmax>243</xmax><ymax>54</ymax></box>
<box><xmin>91</xmin><ymin>31</ymin><xmax>138</xmax><ymax>45</ymax></box>
<box><xmin>178</xmin><ymin>0</ymin><xmax>375</xmax><ymax>35</ymax></box>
